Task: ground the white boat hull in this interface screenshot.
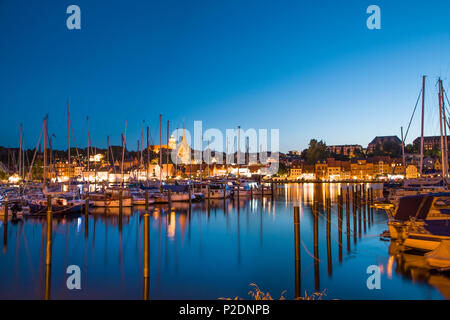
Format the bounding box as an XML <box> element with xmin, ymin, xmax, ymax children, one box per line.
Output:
<box><xmin>403</xmin><ymin>233</ymin><xmax>450</xmax><ymax>251</ymax></box>
<box><xmin>91</xmin><ymin>198</ymin><xmax>133</xmax><ymax>207</ymax></box>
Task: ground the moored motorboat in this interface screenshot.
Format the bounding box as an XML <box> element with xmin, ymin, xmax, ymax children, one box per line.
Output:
<box><xmin>89</xmin><ymin>188</ymin><xmax>133</xmax><ymax>207</ymax></box>
<box><xmin>390</xmin><ymin>193</ymin><xmax>450</xmax><ymax>252</ymax></box>
<box><xmin>28</xmin><ymin>197</ymin><xmax>83</xmax><ymax>216</ymax></box>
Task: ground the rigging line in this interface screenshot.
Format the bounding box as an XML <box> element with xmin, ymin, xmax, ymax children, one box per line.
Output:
<box><xmin>27</xmin><ymin>120</ymin><xmax>45</xmax><ymax>180</ymax></box>
<box><xmin>404</xmin><ymin>89</ymin><xmax>422</xmax><ymax>142</ymax></box>
<box><xmin>69</xmin><ymin>118</ymin><xmax>81</xmax><ymax>160</ymax></box>
<box><xmin>315</xmin><ymin>209</ymin><xmax>357</xmax><ymax>244</ymax></box>
<box><xmin>300</xmin><ymin>238</ymin><xmax>322</xmax><ymax>262</ymax></box>
<box><xmin>444</xmin><ymin>89</ymin><xmax>450</xmax><ymax>118</ymax></box>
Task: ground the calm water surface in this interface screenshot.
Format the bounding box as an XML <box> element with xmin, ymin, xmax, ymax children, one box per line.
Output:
<box><xmin>0</xmin><ymin>183</ymin><xmax>448</xmax><ymax>300</ymax></box>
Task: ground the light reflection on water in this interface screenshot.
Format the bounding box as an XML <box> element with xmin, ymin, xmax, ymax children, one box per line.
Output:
<box><xmin>0</xmin><ymin>183</ymin><xmax>448</xmax><ymax>300</ymax></box>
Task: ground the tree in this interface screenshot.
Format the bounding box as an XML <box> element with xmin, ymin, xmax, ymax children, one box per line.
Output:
<box><xmin>277</xmin><ymin>162</ymin><xmax>289</xmax><ymax>176</ymax></box>
<box><xmin>31</xmin><ymin>159</ymin><xmax>44</xmax><ymax>180</ymax></box>
<box><xmin>405</xmin><ymin>144</ymin><xmax>416</xmax><ymax>154</ymax></box>
<box><xmin>304</xmin><ymin>139</ymin><xmax>328</xmax><ymax>165</ymax></box>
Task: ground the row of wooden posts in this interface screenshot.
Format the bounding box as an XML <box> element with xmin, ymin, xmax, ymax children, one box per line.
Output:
<box><xmin>36</xmin><ymin>191</ymin><xmax>151</xmax><ymax>300</ymax></box>
<box><xmin>36</xmin><ymin>183</ymin><xmax>277</xmax><ymax>300</ymax></box>
<box><xmin>4</xmin><ymin>183</ymin><xmax>376</xmax><ymax>299</ymax></box>
<box><xmin>292</xmin><ymin>184</ymin><xmax>376</xmax><ymax>298</ymax></box>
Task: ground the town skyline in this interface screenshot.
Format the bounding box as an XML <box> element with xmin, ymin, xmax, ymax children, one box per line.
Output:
<box><xmin>1</xmin><ymin>1</ymin><xmax>450</xmax><ymax>152</ymax></box>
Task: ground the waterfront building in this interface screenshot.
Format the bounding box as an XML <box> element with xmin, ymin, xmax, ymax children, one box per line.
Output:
<box><xmin>148</xmin><ymin>135</ymin><xmax>177</xmax><ymax>153</ymax></box>
<box><xmin>175</xmin><ymin>129</ymin><xmax>191</xmax><ymax>165</ymax></box>
<box><xmin>406</xmin><ymin>164</ymin><xmax>419</xmax><ymax>179</ymax></box>
<box><xmin>327</xmin><ymin>144</ymin><xmax>363</xmax><ymax>157</ymax></box>
<box><xmin>350</xmin><ymin>160</ymin><xmax>374</xmax><ymax>180</ymax></box>
<box><xmin>372</xmin><ymin>156</ymin><xmax>392</xmax><ymax>177</ymax></box>
<box><xmin>147</xmin><ymin>164</ymin><xmax>175</xmax><ymax>179</ymax></box>
<box><xmin>315</xmin><ymin>161</ymin><xmax>328</xmax><ymax>180</ymax></box>
<box><xmin>413</xmin><ymin>135</ymin><xmax>450</xmax><ymax>151</ymax></box>
<box><xmin>289</xmin><ymin>165</ymin><xmax>302</xmax><ymax>180</ymax></box>
<box><xmin>367</xmin><ymin>136</ymin><xmax>402</xmax><ymax>154</ymax></box>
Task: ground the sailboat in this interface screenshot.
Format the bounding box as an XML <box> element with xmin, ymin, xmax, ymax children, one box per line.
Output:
<box><xmin>388</xmin><ymin>79</ymin><xmax>450</xmax><ymax>254</ymax></box>
<box><xmin>386</xmin><ymin>76</ymin><xmax>448</xmax><ymax>206</ymax></box>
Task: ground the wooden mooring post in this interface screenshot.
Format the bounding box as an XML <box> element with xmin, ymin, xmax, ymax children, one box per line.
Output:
<box><xmin>313</xmin><ymin>199</ymin><xmax>320</xmax><ymax>291</ymax></box>
<box><xmin>271</xmin><ymin>182</ymin><xmax>274</xmax><ymax>200</ymax></box>
<box><xmin>119</xmin><ymin>190</ymin><xmax>123</xmax><ymax>218</ymax></box>
<box><xmin>352</xmin><ymin>185</ymin><xmax>357</xmax><ymax>244</ymax></box>
<box><xmin>168</xmin><ymin>189</ymin><xmax>172</xmax><ymax>209</ymax></box>
<box><xmin>188</xmin><ymin>186</ymin><xmax>192</xmax><ymax>208</ymax></box>
<box><xmin>85</xmin><ymin>192</ymin><xmax>89</xmax><ymax>237</ymax></box>
<box><xmin>3</xmin><ymin>196</ymin><xmax>8</xmax><ymax>225</ymax></box>
<box><xmin>338</xmin><ymin>193</ymin><xmax>343</xmax><ymax>263</ymax></box>
<box><xmin>142</xmin><ymin>189</ymin><xmax>150</xmax><ymax>300</ymax></box>
<box><xmin>2</xmin><ymin>197</ymin><xmax>7</xmax><ymax>252</ymax></box>
<box><xmin>326</xmin><ymin>197</ymin><xmax>332</xmax><ymax>276</ymax></box>
<box><xmin>294</xmin><ymin>206</ymin><xmax>301</xmax><ymax>299</ymax></box>
<box><xmin>44</xmin><ymin>195</ymin><xmax>53</xmax><ymax>300</ymax></box>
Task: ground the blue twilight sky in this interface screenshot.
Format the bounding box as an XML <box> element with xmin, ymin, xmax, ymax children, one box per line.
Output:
<box><xmin>0</xmin><ymin>0</ymin><xmax>449</xmax><ymax>152</ymax></box>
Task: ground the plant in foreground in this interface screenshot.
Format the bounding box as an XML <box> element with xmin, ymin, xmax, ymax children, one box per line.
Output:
<box><xmin>220</xmin><ymin>283</ymin><xmax>327</xmax><ymax>300</ymax></box>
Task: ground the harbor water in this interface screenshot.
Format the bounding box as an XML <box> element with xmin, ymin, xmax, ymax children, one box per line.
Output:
<box><xmin>0</xmin><ymin>183</ymin><xmax>448</xmax><ymax>300</ymax></box>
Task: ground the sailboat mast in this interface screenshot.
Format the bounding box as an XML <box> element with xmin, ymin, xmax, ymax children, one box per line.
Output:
<box><xmin>146</xmin><ymin>126</ymin><xmax>149</xmax><ymax>181</ymax></box>
<box><xmin>67</xmin><ymin>100</ymin><xmax>71</xmax><ymax>182</ymax></box>
<box><xmin>237</xmin><ymin>125</ymin><xmax>241</xmax><ymax>180</ymax></box>
<box><xmin>166</xmin><ymin>120</ymin><xmax>169</xmax><ymax>181</ymax></box>
<box><xmin>140</xmin><ymin>120</ymin><xmax>144</xmax><ymax>169</ymax></box>
<box><xmin>440</xmin><ymin>79</ymin><xmax>448</xmax><ymax>179</ymax></box>
<box><xmin>87</xmin><ymin>116</ymin><xmax>90</xmax><ymax>186</ymax></box>
<box><xmin>176</xmin><ymin>127</ymin><xmax>179</xmax><ymax>177</ymax></box>
<box><xmin>159</xmin><ymin>114</ymin><xmax>162</xmax><ymax>188</ymax></box>
<box><xmin>438</xmin><ymin>78</ymin><xmax>446</xmax><ymax>181</ymax></box>
<box><xmin>401</xmin><ymin>126</ymin><xmax>406</xmax><ymax>176</ymax></box>
<box><xmin>107</xmin><ymin>136</ymin><xmax>110</xmax><ymax>165</ymax></box>
<box><xmin>43</xmin><ymin>115</ymin><xmax>48</xmax><ymax>184</ymax></box>
<box><xmin>121</xmin><ymin>120</ymin><xmax>127</xmax><ymax>185</ymax></box>
<box><xmin>22</xmin><ymin>133</ymin><xmax>25</xmax><ymax>180</ymax></box>
<box><xmin>420</xmin><ymin>75</ymin><xmax>426</xmax><ymax>176</ymax></box>
<box><xmin>18</xmin><ymin>124</ymin><xmax>22</xmax><ymax>178</ymax></box>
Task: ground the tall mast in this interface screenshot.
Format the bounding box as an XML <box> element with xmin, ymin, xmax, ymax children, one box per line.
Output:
<box><xmin>420</xmin><ymin>75</ymin><xmax>425</xmax><ymax>176</ymax></box>
<box><xmin>49</xmin><ymin>134</ymin><xmax>52</xmax><ymax>178</ymax></box>
<box><xmin>87</xmin><ymin>117</ymin><xmax>90</xmax><ymax>186</ymax></box>
<box><xmin>226</xmin><ymin>136</ymin><xmax>229</xmax><ymax>176</ymax></box>
<box><xmin>18</xmin><ymin>124</ymin><xmax>22</xmax><ymax>178</ymax></box>
<box><xmin>176</xmin><ymin>127</ymin><xmax>179</xmax><ymax>177</ymax></box>
<box><xmin>146</xmin><ymin>126</ymin><xmax>150</xmax><ymax>181</ymax></box>
<box><xmin>166</xmin><ymin>120</ymin><xmax>169</xmax><ymax>181</ymax></box>
<box><xmin>22</xmin><ymin>133</ymin><xmax>25</xmax><ymax>180</ymax></box>
<box><xmin>208</xmin><ymin>138</ymin><xmax>211</xmax><ymax>177</ymax></box>
<box><xmin>67</xmin><ymin>100</ymin><xmax>71</xmax><ymax>182</ymax></box>
<box><xmin>159</xmin><ymin>114</ymin><xmax>162</xmax><ymax>188</ymax></box>
<box><xmin>401</xmin><ymin>126</ymin><xmax>406</xmax><ymax>177</ymax></box>
<box><xmin>140</xmin><ymin>120</ymin><xmax>145</xmax><ymax>169</ymax></box>
<box><xmin>440</xmin><ymin>79</ymin><xmax>448</xmax><ymax>179</ymax></box>
<box><xmin>43</xmin><ymin>115</ymin><xmax>48</xmax><ymax>184</ymax></box>
<box><xmin>121</xmin><ymin>120</ymin><xmax>127</xmax><ymax>185</ymax></box>
<box><xmin>237</xmin><ymin>125</ymin><xmax>241</xmax><ymax>180</ymax></box>
<box><xmin>107</xmin><ymin>136</ymin><xmax>110</xmax><ymax>165</ymax></box>
<box><xmin>438</xmin><ymin>78</ymin><xmax>446</xmax><ymax>181</ymax></box>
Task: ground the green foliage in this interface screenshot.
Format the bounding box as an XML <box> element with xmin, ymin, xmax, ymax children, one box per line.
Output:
<box><xmin>424</xmin><ymin>146</ymin><xmax>440</xmax><ymax>158</ymax></box>
<box><xmin>31</xmin><ymin>159</ymin><xmax>43</xmax><ymax>180</ymax></box>
<box><xmin>276</xmin><ymin>162</ymin><xmax>289</xmax><ymax>176</ymax></box>
<box><xmin>405</xmin><ymin>143</ymin><xmax>417</xmax><ymax>154</ymax></box>
<box><xmin>304</xmin><ymin>139</ymin><xmax>328</xmax><ymax>165</ymax></box>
